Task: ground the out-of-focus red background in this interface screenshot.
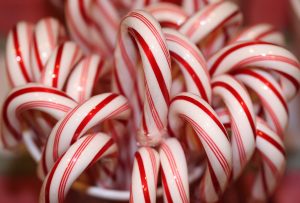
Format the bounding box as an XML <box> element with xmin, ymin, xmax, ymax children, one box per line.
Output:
<box><xmin>0</xmin><ymin>0</ymin><xmax>299</xmax><ymax>202</ymax></box>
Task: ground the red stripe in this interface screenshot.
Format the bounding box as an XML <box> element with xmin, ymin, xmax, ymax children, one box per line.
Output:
<box><xmin>255</xmin><ymin>27</ymin><xmax>277</xmax><ymax>40</ymax></box>
<box><xmin>257</xmin><ymin>130</ymin><xmax>285</xmax><ymax>157</ymax></box>
<box><xmin>135</xmin><ymin>152</ymin><xmax>151</xmax><ymax>203</ymax></box>
<box><xmin>51</xmin><ymin>45</ymin><xmax>64</xmax><ymax>88</ymax></box>
<box><xmin>181</xmin><ymin>114</ymin><xmax>231</xmax><ymax>176</ymax></box>
<box><xmin>58</xmin><ymin>134</ymin><xmax>96</xmax><ymax>202</ymax></box>
<box><xmin>45</xmin><ymin>155</ymin><xmax>64</xmax><ymax>203</ymax></box>
<box><xmin>171</xmin><ymin>95</ymin><xmax>228</xmax><ymax>137</ymax></box>
<box><xmin>144</xmin><ymin>81</ymin><xmax>164</xmax><ymax>130</ymax></box>
<box><xmin>12</xmin><ymin>26</ymin><xmax>31</xmax><ymax>82</ymax></box>
<box><xmin>209</xmin><ymin>41</ymin><xmax>273</xmax><ymax>75</ymax></box>
<box><xmin>160</xmin><ymin>21</ymin><xmax>180</xmax><ymax>29</ymax></box>
<box><xmin>161</xmin><ymin>167</ymin><xmax>173</xmax><ymax>203</ymax></box>
<box><xmin>170</xmin><ymin>51</ymin><xmax>208</xmax><ymax>102</ymax></box>
<box><xmin>212</xmin><ymin>81</ymin><xmax>256</xmax><ymax>137</ymax></box>
<box><xmin>184</xmin><ymin>2</ymin><xmax>223</xmax><ymax>37</ymax></box>
<box><xmin>130</xmin><ymin>12</ymin><xmax>171</xmax><ymax>68</ymax></box>
<box><xmin>72</xmin><ymin>94</ymin><xmax>118</xmax><ymax>142</ymax></box>
<box><xmin>129</xmin><ymin>28</ymin><xmax>170</xmax><ymax>106</ymax></box>
<box><xmin>231</xmin><ymin>118</ymin><xmax>247</xmax><ymax>165</ymax></box>
<box><xmin>161</xmin><ymin>144</ymin><xmax>189</xmax><ymax>203</ymax></box>
<box><xmin>233</xmin><ymin>69</ymin><xmax>288</xmax><ymax>113</ymax></box>
<box><xmin>207</xmin><ymin>160</ymin><xmax>222</xmax><ymax>196</ymax></box>
<box><xmin>32</xmin><ymin>34</ymin><xmax>44</xmax><ymax>72</ymax></box>
<box><xmin>2</xmin><ymin>87</ymin><xmax>73</xmax><ymax>140</ymax></box>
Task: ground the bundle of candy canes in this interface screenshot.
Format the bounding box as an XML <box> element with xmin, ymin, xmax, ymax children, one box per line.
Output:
<box><xmin>1</xmin><ymin>0</ymin><xmax>299</xmax><ymax>202</ymax></box>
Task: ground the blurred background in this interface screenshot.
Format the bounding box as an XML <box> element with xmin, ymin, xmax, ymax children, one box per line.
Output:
<box><xmin>0</xmin><ymin>0</ymin><xmax>299</xmax><ymax>202</ymax></box>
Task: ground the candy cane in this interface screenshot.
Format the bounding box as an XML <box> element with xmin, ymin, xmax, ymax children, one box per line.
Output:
<box><xmin>231</xmin><ymin>23</ymin><xmax>285</xmax><ymax>46</ymax></box>
<box><xmin>233</xmin><ymin>69</ymin><xmax>288</xmax><ymax>137</ymax></box>
<box><xmin>180</xmin><ymin>1</ymin><xmax>242</xmax><ymax>53</ymax></box>
<box><xmin>130</xmin><ymin>147</ymin><xmax>159</xmax><ymax>203</ymax></box>
<box><xmin>215</xmin><ymin>109</ymin><xmax>286</xmax><ymax>200</ymax></box>
<box><xmin>114</xmin><ymin>10</ymin><xmax>171</xmax><ymax>146</ymax></box>
<box><xmin>168</xmin><ymin>92</ymin><xmax>232</xmax><ymax>202</ymax></box>
<box><xmin>252</xmin><ymin>118</ymin><xmax>286</xmax><ymax>201</ymax></box>
<box><xmin>40</xmin><ymin>132</ymin><xmax>117</xmax><ymax>203</ymax></box>
<box><xmin>123</xmin><ymin>0</ymin><xmax>158</xmax><ymax>9</ymax></box>
<box><xmin>40</xmin><ymin>42</ymin><xmax>82</xmax><ymax>89</ymax></box>
<box><xmin>91</xmin><ymin>0</ymin><xmax>120</xmax><ymax>48</ymax></box>
<box><xmin>208</xmin><ymin>40</ymin><xmax>300</xmax><ymax>101</ymax></box>
<box><xmin>65</xmin><ymin>54</ymin><xmax>108</xmax><ymax>103</ymax></box>
<box><xmin>65</xmin><ymin>0</ymin><xmax>112</xmax><ymax>55</ymax></box>
<box><xmin>30</xmin><ymin>17</ymin><xmax>66</xmax><ymax>81</ymax></box>
<box><xmin>146</xmin><ymin>3</ymin><xmax>188</xmax><ymax>29</ymax></box>
<box><xmin>164</xmin><ymin>28</ymin><xmax>211</xmax><ymax>103</ymax></box>
<box><xmin>160</xmin><ymin>138</ymin><xmax>189</xmax><ymax>203</ymax></box>
<box><xmin>40</xmin><ymin>93</ymin><xmax>130</xmax><ymax>176</ymax></box>
<box><xmin>182</xmin><ymin>0</ymin><xmax>222</xmax><ymax>16</ymax></box>
<box><xmin>1</xmin><ymin>84</ymin><xmax>77</xmax><ymax>149</ymax></box>
<box><xmin>5</xmin><ymin>21</ymin><xmax>34</xmax><ymax>87</ymax></box>
<box><xmin>211</xmin><ymin>74</ymin><xmax>256</xmax><ymax>179</ymax></box>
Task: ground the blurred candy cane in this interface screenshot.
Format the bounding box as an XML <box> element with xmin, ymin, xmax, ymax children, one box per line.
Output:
<box><xmin>182</xmin><ymin>0</ymin><xmax>222</xmax><ymax>15</ymax></box>
<box><xmin>114</xmin><ymin>10</ymin><xmax>171</xmax><ymax>146</ymax></box>
<box><xmin>180</xmin><ymin>1</ymin><xmax>242</xmax><ymax>57</ymax></box>
<box><xmin>40</xmin><ymin>133</ymin><xmax>117</xmax><ymax>203</ymax></box>
<box><xmin>1</xmin><ymin>84</ymin><xmax>77</xmax><ymax>149</ymax></box>
<box><xmin>65</xmin><ymin>55</ymin><xmax>108</xmax><ymax>103</ymax></box>
<box><xmin>160</xmin><ymin>138</ymin><xmax>189</xmax><ymax>203</ymax></box>
<box><xmin>211</xmin><ymin>74</ymin><xmax>256</xmax><ymax>179</ymax></box>
<box><xmin>122</xmin><ymin>0</ymin><xmax>158</xmax><ymax>9</ymax></box>
<box><xmin>31</xmin><ymin>17</ymin><xmax>66</xmax><ymax>81</ymax></box>
<box><xmin>65</xmin><ymin>0</ymin><xmax>112</xmax><ymax>55</ymax></box>
<box><xmin>169</xmin><ymin>92</ymin><xmax>232</xmax><ymax>202</ymax></box>
<box><xmin>233</xmin><ymin>69</ymin><xmax>288</xmax><ymax>137</ymax></box>
<box><xmin>130</xmin><ymin>147</ymin><xmax>160</xmax><ymax>203</ymax></box>
<box><xmin>91</xmin><ymin>0</ymin><xmax>120</xmax><ymax>48</ymax></box>
<box><xmin>5</xmin><ymin>21</ymin><xmax>34</xmax><ymax>87</ymax></box>
<box><xmin>40</xmin><ymin>42</ymin><xmax>82</xmax><ymax>89</ymax></box>
<box><xmin>41</xmin><ymin>93</ymin><xmax>130</xmax><ymax>176</ymax></box>
<box><xmin>231</xmin><ymin>23</ymin><xmax>285</xmax><ymax>46</ymax></box>
<box><xmin>252</xmin><ymin>118</ymin><xmax>286</xmax><ymax>201</ymax></box>
<box><xmin>208</xmin><ymin>41</ymin><xmax>300</xmax><ymax>101</ymax></box>
<box><xmin>146</xmin><ymin>3</ymin><xmax>188</xmax><ymax>29</ymax></box>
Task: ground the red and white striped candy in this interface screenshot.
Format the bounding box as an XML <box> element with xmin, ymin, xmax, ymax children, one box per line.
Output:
<box><xmin>252</xmin><ymin>118</ymin><xmax>286</xmax><ymax>201</ymax></box>
<box><xmin>179</xmin><ymin>1</ymin><xmax>242</xmax><ymax>51</ymax></box>
<box><xmin>65</xmin><ymin>0</ymin><xmax>112</xmax><ymax>55</ymax></box>
<box><xmin>40</xmin><ymin>42</ymin><xmax>82</xmax><ymax>89</ymax></box>
<box><xmin>182</xmin><ymin>0</ymin><xmax>222</xmax><ymax>16</ymax></box>
<box><xmin>30</xmin><ymin>17</ymin><xmax>66</xmax><ymax>81</ymax></box>
<box><xmin>65</xmin><ymin>55</ymin><xmax>107</xmax><ymax>103</ymax></box>
<box><xmin>5</xmin><ymin>21</ymin><xmax>34</xmax><ymax>87</ymax></box>
<box><xmin>233</xmin><ymin>69</ymin><xmax>288</xmax><ymax>136</ymax></box>
<box><xmin>114</xmin><ymin>10</ymin><xmax>171</xmax><ymax>146</ymax></box>
<box><xmin>208</xmin><ymin>41</ymin><xmax>300</xmax><ymax>101</ymax></box>
<box><xmin>231</xmin><ymin>23</ymin><xmax>285</xmax><ymax>46</ymax></box>
<box><xmin>130</xmin><ymin>147</ymin><xmax>159</xmax><ymax>203</ymax></box>
<box><xmin>164</xmin><ymin>28</ymin><xmax>211</xmax><ymax>103</ymax></box>
<box><xmin>168</xmin><ymin>92</ymin><xmax>232</xmax><ymax>202</ymax></box>
<box><xmin>123</xmin><ymin>0</ymin><xmax>158</xmax><ymax>9</ymax></box>
<box><xmin>160</xmin><ymin>138</ymin><xmax>189</xmax><ymax>203</ymax></box>
<box><xmin>1</xmin><ymin>84</ymin><xmax>77</xmax><ymax>149</ymax></box>
<box><xmin>146</xmin><ymin>3</ymin><xmax>188</xmax><ymax>29</ymax></box>
<box><xmin>212</xmin><ymin>74</ymin><xmax>256</xmax><ymax>179</ymax></box>
<box><xmin>40</xmin><ymin>133</ymin><xmax>117</xmax><ymax>203</ymax></box>
<box><xmin>41</xmin><ymin>93</ymin><xmax>130</xmax><ymax>176</ymax></box>
<box><xmin>91</xmin><ymin>0</ymin><xmax>120</xmax><ymax>48</ymax></box>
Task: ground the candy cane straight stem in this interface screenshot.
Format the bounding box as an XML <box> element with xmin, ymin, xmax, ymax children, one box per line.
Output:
<box><xmin>114</xmin><ymin>10</ymin><xmax>172</xmax><ymax>147</ymax></box>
